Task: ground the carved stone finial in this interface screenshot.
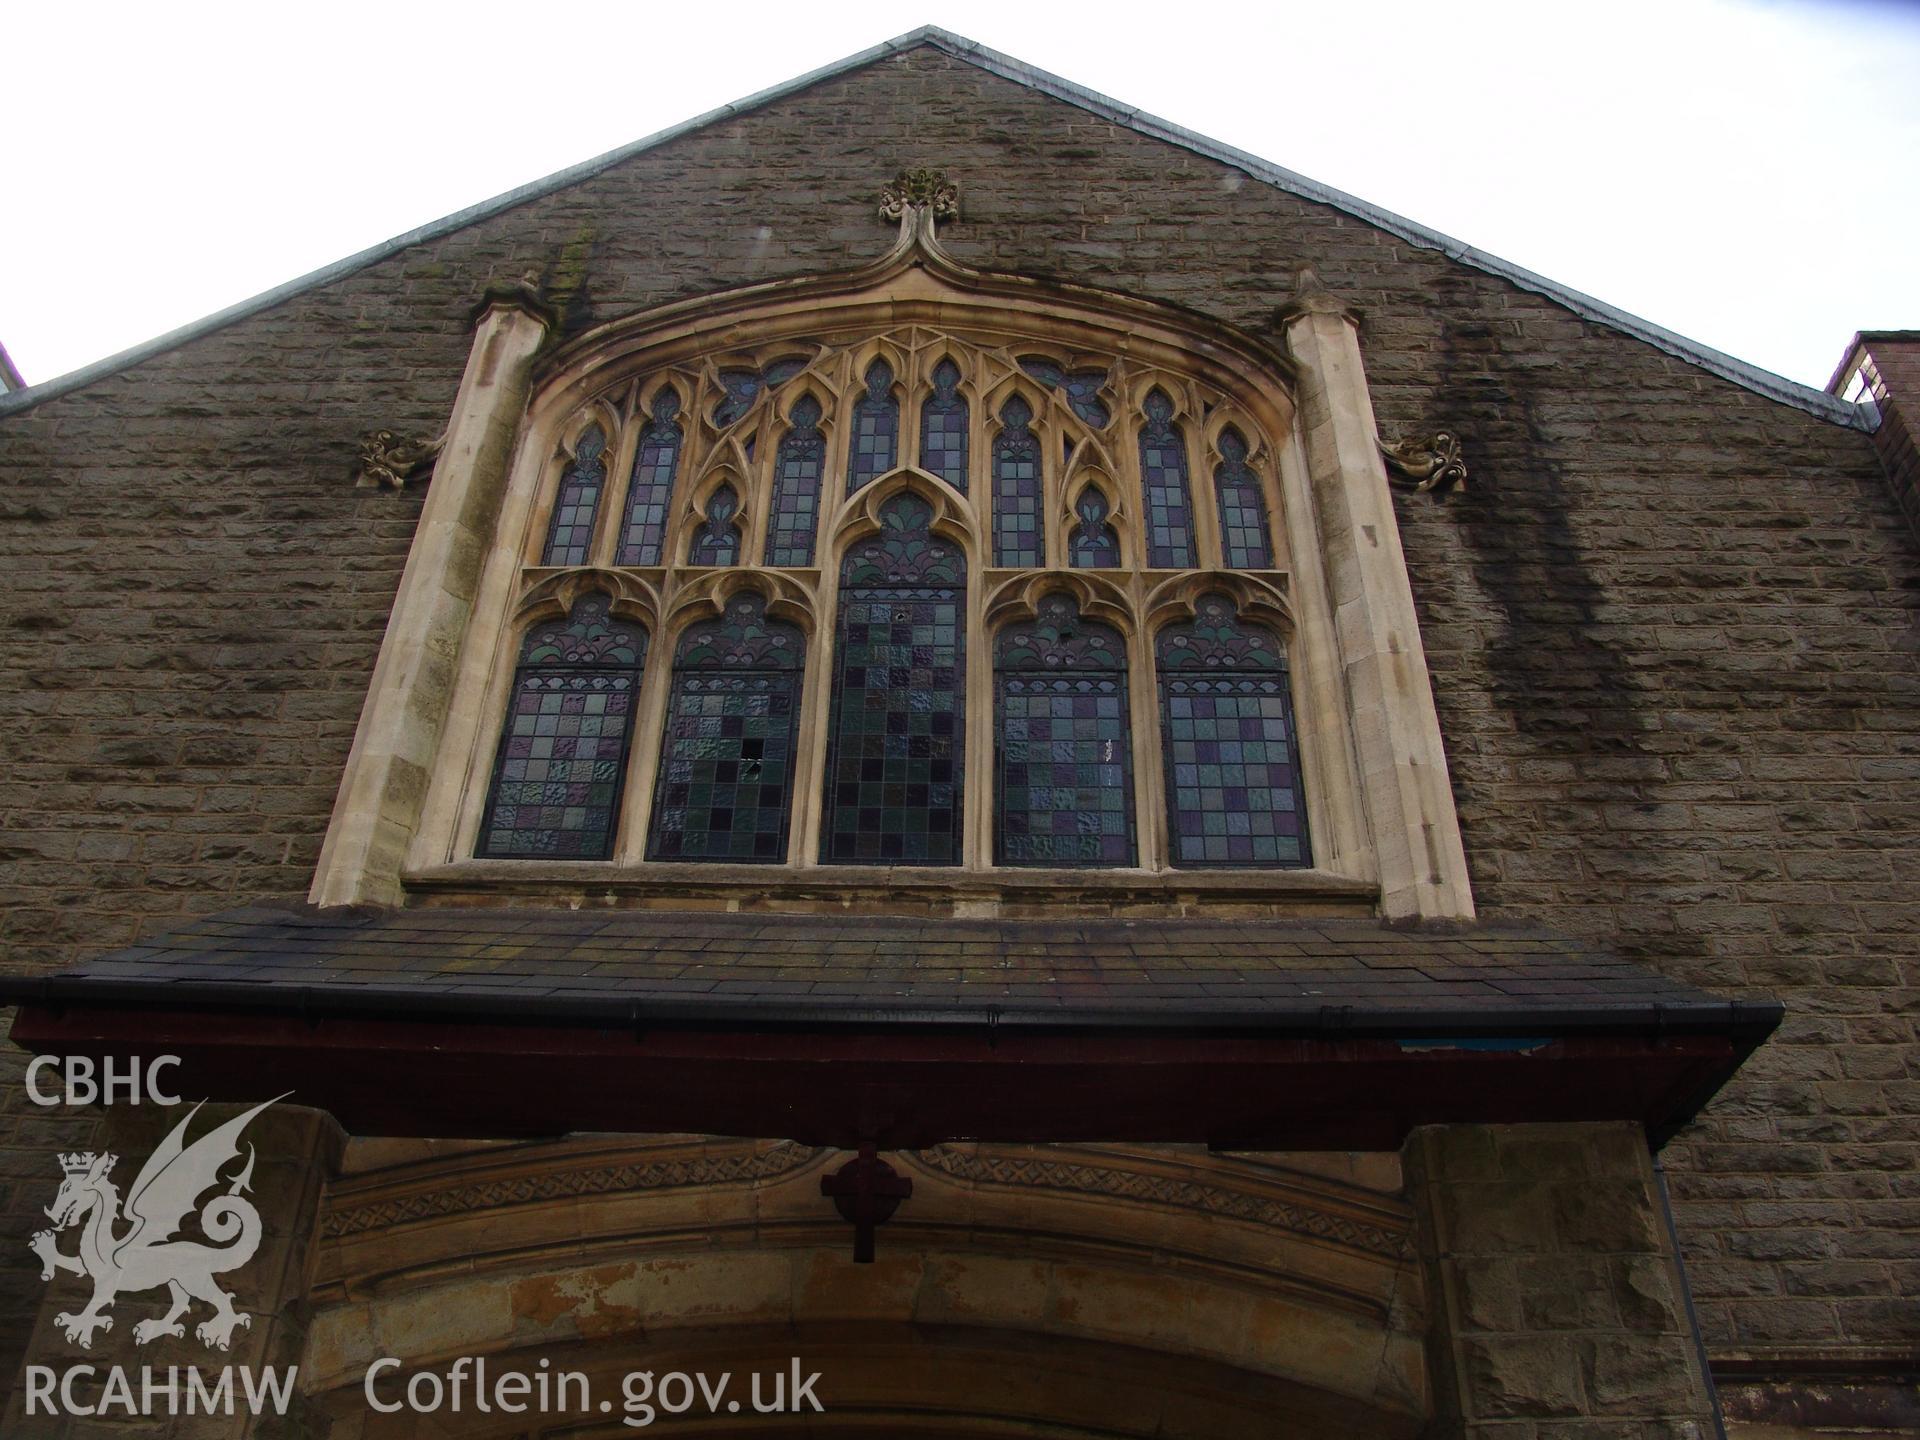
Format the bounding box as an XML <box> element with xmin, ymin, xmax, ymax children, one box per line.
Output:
<box><xmin>356</xmin><ymin>429</ymin><xmax>445</xmax><ymax>490</ymax></box>
<box><xmin>1381</xmin><ymin>431</ymin><xmax>1468</xmax><ymax>497</ymax></box>
<box><xmin>1275</xmin><ymin>266</ymin><xmax>1357</xmax><ymax>325</ymax></box>
<box><xmin>879</xmin><ymin>168</ymin><xmax>959</xmax><ymax>227</ymax></box>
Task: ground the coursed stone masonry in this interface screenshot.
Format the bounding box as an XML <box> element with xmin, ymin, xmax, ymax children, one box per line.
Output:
<box><xmin>1</xmin><ymin>39</ymin><xmax>1913</xmax><ymax>1420</ymax></box>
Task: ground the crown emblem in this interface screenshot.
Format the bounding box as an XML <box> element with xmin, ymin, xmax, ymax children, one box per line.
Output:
<box><xmin>58</xmin><ymin>1153</ymin><xmax>96</xmax><ymax>1175</ymax></box>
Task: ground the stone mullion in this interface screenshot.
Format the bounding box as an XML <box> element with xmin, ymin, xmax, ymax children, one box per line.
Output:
<box><xmin>585</xmin><ymin>389</ymin><xmax>637</xmax><ymax>568</ymax></box>
<box><xmin>901</xmin><ymin>350</ymin><xmax>927</xmax><ymax>487</ymax></box>
<box><xmin>1186</xmin><ymin>402</ymin><xmax>1226</xmax><ymax>570</ymax></box>
<box><xmin>1120</xmin><ymin>411</ymin><xmax>1152</xmax><ymax>572</ymax></box>
<box><xmin>1127</xmin><ymin>574</ymin><xmax>1169</xmax><ymax>871</ymax></box>
<box><xmin>785</xmin><ymin>573</ymin><xmax>835</xmax><ymax>867</ymax></box>
<box><xmin>789</xmin><ymin>384</ymin><xmax>852</xmax><ymax>865</ymax></box>
<box><xmin>1040</xmin><ymin>407</ymin><xmax>1066</xmax><ymax>571</ymax></box>
<box><xmin>962</xmin><ymin>537</ymin><xmax>993</xmax><ymax>872</ymax></box>
<box><xmin>611</xmin><ymin>598</ymin><xmax>680</xmax><ymax>866</ymax></box>
<box><xmin>960</xmin><ymin>375</ymin><xmax>997</xmax><ymax>872</ymax></box>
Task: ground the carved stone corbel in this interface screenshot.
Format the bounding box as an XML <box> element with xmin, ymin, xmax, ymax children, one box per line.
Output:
<box><xmin>1379</xmin><ymin>431</ymin><xmax>1467</xmax><ymax>496</ymax></box>
<box><xmin>355</xmin><ymin>429</ymin><xmax>445</xmax><ymax>490</ymax></box>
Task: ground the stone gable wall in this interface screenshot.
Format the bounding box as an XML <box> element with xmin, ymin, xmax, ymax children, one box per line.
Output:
<box><xmin>1</xmin><ymin>45</ymin><xmax>1913</xmax><ymax>1406</ymax></box>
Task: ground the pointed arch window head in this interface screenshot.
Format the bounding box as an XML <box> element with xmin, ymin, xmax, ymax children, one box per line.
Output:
<box><xmin>996</xmin><ymin>594</ymin><xmax>1135</xmax><ymax>867</ymax></box>
<box><xmin>992</xmin><ymin>395</ymin><xmax>1043</xmax><ymax>567</ymax></box>
<box><xmin>919</xmin><ymin>358</ymin><xmax>969</xmax><ymax>491</ymax></box>
<box><xmin>824</xmin><ymin>493</ymin><xmax>965</xmax><ymax>865</ymax></box>
<box><xmin>432</xmin><ymin>294</ymin><xmax>1360</xmax><ymax>898</ymax></box>
<box><xmin>478</xmin><ymin>594</ymin><xmax>646</xmax><ymax>860</ymax></box>
<box><xmin>1214</xmin><ymin>427</ymin><xmax>1274</xmax><ymax>569</ymax></box>
<box><xmin>1156</xmin><ymin>594</ymin><xmax>1308</xmax><ymax>868</ymax></box>
<box><xmin>765</xmin><ymin>394</ymin><xmax>825</xmax><ymax>567</ymax></box>
<box><xmin>1140</xmin><ymin>390</ymin><xmax>1198</xmax><ymax>569</ymax></box>
<box><xmin>541</xmin><ymin>426</ymin><xmax>609</xmax><ymax>567</ymax></box>
<box><xmin>647</xmin><ymin>593</ymin><xmax>803</xmax><ymax>864</ymax></box>
<box><xmin>1068</xmin><ymin>487</ymin><xmax>1121</xmax><ymax>569</ymax></box>
<box><xmin>846</xmin><ymin>358</ymin><xmax>900</xmax><ymax>493</ymax></box>
<box><xmin>689</xmin><ymin>482</ymin><xmax>741</xmax><ymax>566</ymax></box>
<box><xmin>615</xmin><ymin>389</ymin><xmax>684</xmax><ymax>567</ymax></box>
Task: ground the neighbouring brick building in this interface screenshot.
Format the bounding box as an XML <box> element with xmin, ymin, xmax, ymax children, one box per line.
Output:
<box><xmin>0</xmin><ymin>28</ymin><xmax>1913</xmax><ymax>1439</ymax></box>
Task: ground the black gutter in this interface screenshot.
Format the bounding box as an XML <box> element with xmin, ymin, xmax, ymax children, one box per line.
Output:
<box><xmin>0</xmin><ymin>972</ymin><xmax>1784</xmax><ymax>1044</ymax></box>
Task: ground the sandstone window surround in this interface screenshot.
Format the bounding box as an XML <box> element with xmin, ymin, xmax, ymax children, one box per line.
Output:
<box><xmin>311</xmin><ymin>215</ymin><xmax>1473</xmax><ymax>920</ymax></box>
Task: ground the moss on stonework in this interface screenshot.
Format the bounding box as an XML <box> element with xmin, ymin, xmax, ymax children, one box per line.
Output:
<box><xmin>547</xmin><ymin>223</ymin><xmax>601</xmax><ymax>337</ymax></box>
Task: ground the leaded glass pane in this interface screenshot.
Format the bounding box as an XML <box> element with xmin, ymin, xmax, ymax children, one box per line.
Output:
<box><xmin>992</xmin><ymin>396</ymin><xmax>1042</xmax><ymax>567</ymax></box>
<box><xmin>478</xmin><ymin>594</ymin><xmax>646</xmax><ymax>860</ymax></box>
<box><xmin>689</xmin><ymin>482</ymin><xmax>741</xmax><ymax>566</ymax></box>
<box><xmin>1214</xmin><ymin>427</ymin><xmax>1274</xmax><ymax>569</ymax></box>
<box><xmin>823</xmin><ymin>494</ymin><xmax>965</xmax><ymax>864</ymax></box>
<box><xmin>995</xmin><ymin>595</ymin><xmax>1134</xmax><ymax>867</ymax></box>
<box><xmin>765</xmin><ymin>395</ymin><xmax>824</xmax><ymax>567</ymax></box>
<box><xmin>711</xmin><ymin>357</ymin><xmax>808</xmax><ymax>428</ymax></box>
<box><xmin>1068</xmin><ymin>487</ymin><xmax>1120</xmax><ymax>569</ymax></box>
<box><xmin>846</xmin><ymin>358</ymin><xmax>899</xmax><ymax>493</ymax></box>
<box><xmin>1156</xmin><ymin>594</ymin><xmax>1308</xmax><ymax>867</ymax></box>
<box><xmin>541</xmin><ymin>425</ymin><xmax>608</xmax><ymax>567</ymax></box>
<box><xmin>615</xmin><ymin>389</ymin><xmax>683</xmax><ymax>566</ymax></box>
<box><xmin>648</xmin><ymin>595</ymin><xmax>803</xmax><ymax>864</ymax></box>
<box><xmin>1139</xmin><ymin>390</ymin><xmax>1197</xmax><ymax>568</ymax></box>
<box><xmin>919</xmin><ymin>358</ymin><xmax>969</xmax><ymax>491</ymax></box>
<box><xmin>1020</xmin><ymin>356</ymin><xmax>1110</xmax><ymax>428</ymax></box>
<box><xmin>762</xmin><ymin>356</ymin><xmax>808</xmax><ymax>389</ymax></box>
<box><xmin>712</xmin><ymin>370</ymin><xmax>761</xmax><ymax>429</ymax></box>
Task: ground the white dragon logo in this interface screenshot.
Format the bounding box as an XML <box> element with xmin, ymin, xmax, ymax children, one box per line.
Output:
<box><xmin>30</xmin><ymin>1095</ymin><xmax>284</xmax><ymax>1350</ymax></box>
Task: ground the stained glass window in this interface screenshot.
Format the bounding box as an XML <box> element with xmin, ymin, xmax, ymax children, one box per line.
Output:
<box><xmin>711</xmin><ymin>357</ymin><xmax>808</xmax><ymax>428</ymax></box>
<box><xmin>996</xmin><ymin>594</ymin><xmax>1134</xmax><ymax>867</ymax></box>
<box><xmin>615</xmin><ymin>389</ymin><xmax>683</xmax><ymax>566</ymax></box>
<box><xmin>478</xmin><ymin>594</ymin><xmax>646</xmax><ymax>859</ymax></box>
<box><xmin>648</xmin><ymin>593</ymin><xmax>803</xmax><ymax>863</ymax></box>
<box><xmin>846</xmin><ymin>358</ymin><xmax>899</xmax><ymax>493</ymax></box>
<box><xmin>765</xmin><ymin>395</ymin><xmax>825</xmax><ymax>566</ymax></box>
<box><xmin>1156</xmin><ymin>593</ymin><xmax>1308</xmax><ymax>867</ymax></box>
<box><xmin>1139</xmin><ymin>390</ymin><xmax>1198</xmax><ymax>568</ymax></box>
<box><xmin>541</xmin><ymin>425</ymin><xmax>608</xmax><ymax>567</ymax></box>
<box><xmin>688</xmin><ymin>482</ymin><xmax>741</xmax><ymax>566</ymax></box>
<box><xmin>823</xmin><ymin>493</ymin><xmax>965</xmax><ymax>864</ymax></box>
<box><xmin>1068</xmin><ymin>487</ymin><xmax>1121</xmax><ymax>569</ymax></box>
<box><xmin>992</xmin><ymin>395</ymin><xmax>1042</xmax><ymax>567</ymax></box>
<box><xmin>712</xmin><ymin>370</ymin><xmax>761</xmax><ymax>429</ymax></box>
<box><xmin>919</xmin><ymin>358</ymin><xmax>968</xmax><ymax>491</ymax></box>
<box><xmin>1214</xmin><ymin>427</ymin><xmax>1274</xmax><ymax>569</ymax></box>
<box><xmin>1019</xmin><ymin>357</ymin><xmax>1111</xmax><ymax>428</ymax></box>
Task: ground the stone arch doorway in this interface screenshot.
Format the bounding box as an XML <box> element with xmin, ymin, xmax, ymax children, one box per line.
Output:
<box><xmin>306</xmin><ymin>1136</ymin><xmax>1427</xmax><ymax>1438</ymax></box>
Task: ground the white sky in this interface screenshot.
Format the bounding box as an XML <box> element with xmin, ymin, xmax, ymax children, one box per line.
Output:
<box><xmin>4</xmin><ymin>0</ymin><xmax>1917</xmax><ymax>393</ymax></box>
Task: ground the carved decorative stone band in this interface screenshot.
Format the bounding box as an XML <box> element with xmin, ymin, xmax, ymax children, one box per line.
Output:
<box><xmin>879</xmin><ymin>168</ymin><xmax>959</xmax><ymax>225</ymax></box>
<box><xmin>323</xmin><ymin>1143</ymin><xmax>820</xmax><ymax>1238</ymax></box>
<box><xmin>355</xmin><ymin>429</ymin><xmax>445</xmax><ymax>490</ymax></box>
<box><xmin>910</xmin><ymin>1147</ymin><xmax>1411</xmax><ymax>1262</ymax></box>
<box><xmin>1380</xmin><ymin>431</ymin><xmax>1467</xmax><ymax>496</ymax></box>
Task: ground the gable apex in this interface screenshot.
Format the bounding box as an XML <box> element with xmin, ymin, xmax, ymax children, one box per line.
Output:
<box><xmin>0</xmin><ymin>25</ymin><xmax>1867</xmax><ymax>429</ymax></box>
